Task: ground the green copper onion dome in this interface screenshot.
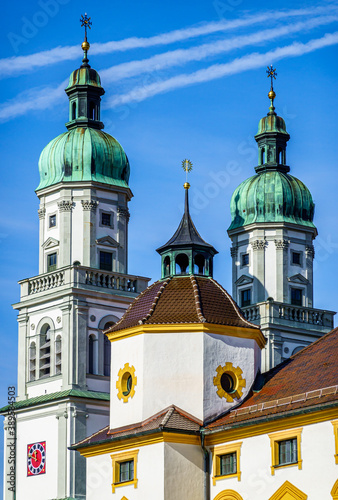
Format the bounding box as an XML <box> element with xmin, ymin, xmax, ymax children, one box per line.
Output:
<box><xmin>228</xmin><ymin>87</ymin><xmax>315</xmax><ymax>231</ymax></box>
<box><xmin>36</xmin><ymin>37</ymin><xmax>130</xmax><ymax>191</ymax></box>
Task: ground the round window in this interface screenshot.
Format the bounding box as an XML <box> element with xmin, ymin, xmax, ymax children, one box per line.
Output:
<box><xmin>220</xmin><ymin>373</ymin><xmax>235</xmax><ymax>393</ymax></box>
<box><xmin>122</xmin><ymin>373</ymin><xmax>132</xmax><ymax>396</ymax></box>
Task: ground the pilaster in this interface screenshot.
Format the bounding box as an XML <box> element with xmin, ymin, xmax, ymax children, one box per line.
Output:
<box><xmin>58</xmin><ymin>199</ymin><xmax>74</xmax><ymax>268</ymax></box>
<box><xmin>117</xmin><ymin>203</ymin><xmax>130</xmax><ymax>274</ymax></box>
<box><xmin>274</xmin><ymin>238</ymin><xmax>289</xmax><ymax>302</ymax></box>
<box><xmin>17</xmin><ymin>313</ymin><xmax>29</xmax><ymax>400</ymax></box>
<box><xmin>251</xmin><ymin>239</ymin><xmax>266</xmax><ymax>303</ymax></box>
<box><xmin>306</xmin><ymin>244</ymin><xmax>315</xmax><ymax>307</ymax></box>
<box><xmin>38</xmin><ymin>205</ymin><xmax>46</xmax><ymax>275</ymax></box>
<box><xmin>81</xmin><ymin>199</ymin><xmax>99</xmax><ymax>267</ymax></box>
<box><xmin>230</xmin><ymin>244</ymin><xmax>238</xmax><ymax>298</ymax></box>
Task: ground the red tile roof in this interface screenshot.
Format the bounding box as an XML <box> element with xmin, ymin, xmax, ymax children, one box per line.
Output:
<box><xmin>73</xmin><ymin>405</ymin><xmax>201</xmax><ymax>450</ymax></box>
<box><xmin>104</xmin><ymin>275</ymin><xmax>259</xmax><ymax>333</ymax></box>
<box><xmin>207</xmin><ymin>327</ymin><xmax>338</xmax><ymax>429</ymax></box>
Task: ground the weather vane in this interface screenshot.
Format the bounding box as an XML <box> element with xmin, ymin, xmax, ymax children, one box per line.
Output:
<box><xmin>182</xmin><ymin>159</ymin><xmax>193</xmax><ymax>184</ymax></box>
<box><xmin>80</xmin><ymin>13</ymin><xmax>92</xmax><ymax>41</ymax></box>
<box><xmin>266</xmin><ymin>65</ymin><xmax>277</xmax><ymax>91</ymax></box>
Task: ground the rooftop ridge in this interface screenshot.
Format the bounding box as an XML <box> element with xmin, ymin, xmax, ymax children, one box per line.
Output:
<box><xmin>139</xmin><ymin>278</ymin><xmax>171</xmax><ymax>324</ymax></box>
<box><xmin>190</xmin><ymin>275</ymin><xmax>206</xmax><ymax>323</ymax></box>
<box><xmin>229</xmin><ymin>384</ymin><xmax>338</xmax><ymax>418</ymax></box>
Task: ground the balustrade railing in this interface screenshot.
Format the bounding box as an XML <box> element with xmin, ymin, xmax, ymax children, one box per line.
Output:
<box><xmin>20</xmin><ymin>265</ymin><xmax>149</xmax><ymax>298</ymax></box>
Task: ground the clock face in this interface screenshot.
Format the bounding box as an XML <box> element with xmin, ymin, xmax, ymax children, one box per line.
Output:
<box><xmin>27</xmin><ymin>441</ymin><xmax>46</xmax><ymax>476</ymax></box>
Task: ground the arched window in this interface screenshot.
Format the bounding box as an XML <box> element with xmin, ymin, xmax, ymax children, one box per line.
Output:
<box><xmin>194</xmin><ymin>254</ymin><xmax>205</xmax><ymax>275</ymax></box>
<box><xmin>278</xmin><ymin>148</ymin><xmax>283</xmax><ymax>164</ymax></box>
<box><xmin>261</xmin><ymin>148</ymin><xmax>265</xmax><ymax>165</ymax></box>
<box><xmin>29</xmin><ymin>342</ymin><xmax>36</xmax><ymax>382</ymax></box>
<box><xmin>175</xmin><ymin>253</ymin><xmax>189</xmax><ymax>274</ymax></box>
<box><xmin>72</xmin><ymin>101</ymin><xmax>76</xmax><ymax>120</ymax></box>
<box><xmin>103</xmin><ymin>322</ymin><xmax>114</xmax><ymax>376</ymax></box>
<box><xmin>55</xmin><ymin>335</ymin><xmax>62</xmax><ymax>375</ymax></box>
<box><xmin>163</xmin><ymin>256</ymin><xmax>170</xmax><ymax>277</ymax></box>
<box><xmin>88</xmin><ymin>335</ymin><xmax>95</xmax><ymax>374</ymax></box>
<box><xmin>89</xmin><ymin>101</ymin><xmax>95</xmax><ymax>120</ymax></box>
<box><xmin>39</xmin><ymin>324</ymin><xmax>51</xmax><ymax>378</ymax></box>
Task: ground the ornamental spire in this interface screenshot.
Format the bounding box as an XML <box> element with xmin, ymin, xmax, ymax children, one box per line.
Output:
<box><xmin>266</xmin><ymin>64</ymin><xmax>277</xmax><ymax>115</ymax></box>
<box><xmin>80</xmin><ymin>13</ymin><xmax>92</xmax><ymax>67</ymax></box>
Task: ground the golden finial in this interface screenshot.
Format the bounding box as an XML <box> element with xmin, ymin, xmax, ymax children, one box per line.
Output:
<box><xmin>182</xmin><ymin>159</ymin><xmax>193</xmax><ymax>188</ymax></box>
<box><xmin>266</xmin><ymin>64</ymin><xmax>277</xmax><ymax>101</ymax></box>
<box><xmin>80</xmin><ymin>13</ymin><xmax>92</xmax><ymax>65</ymax></box>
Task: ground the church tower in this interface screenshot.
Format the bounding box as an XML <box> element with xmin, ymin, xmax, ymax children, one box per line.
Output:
<box><xmin>2</xmin><ymin>20</ymin><xmax>149</xmax><ymax>500</ymax></box>
<box><xmin>227</xmin><ymin>69</ymin><xmax>335</xmax><ymax>371</ymax></box>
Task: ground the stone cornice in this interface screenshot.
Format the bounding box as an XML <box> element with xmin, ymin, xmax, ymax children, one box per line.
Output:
<box><xmin>274</xmin><ymin>239</ymin><xmax>289</xmax><ymax>250</ymax></box>
<box><xmin>251</xmin><ymin>239</ymin><xmax>267</xmax><ymax>251</ymax></box>
<box><xmin>81</xmin><ymin>200</ymin><xmax>99</xmax><ymax>211</ymax></box>
<box><xmin>57</xmin><ymin>200</ymin><xmax>74</xmax><ymax>212</ymax></box>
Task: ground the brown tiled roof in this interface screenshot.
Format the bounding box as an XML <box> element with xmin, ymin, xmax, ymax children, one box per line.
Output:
<box><xmin>104</xmin><ymin>275</ymin><xmax>259</xmax><ymax>333</ymax></box>
<box><xmin>207</xmin><ymin>327</ymin><xmax>338</xmax><ymax>429</ymax></box>
<box><xmin>73</xmin><ymin>405</ymin><xmax>201</xmax><ymax>450</ymax></box>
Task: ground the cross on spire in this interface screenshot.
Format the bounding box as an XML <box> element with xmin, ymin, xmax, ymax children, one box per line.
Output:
<box><xmin>80</xmin><ymin>13</ymin><xmax>92</xmax><ymax>42</ymax></box>
<box><xmin>266</xmin><ymin>65</ymin><xmax>277</xmax><ymax>91</ymax></box>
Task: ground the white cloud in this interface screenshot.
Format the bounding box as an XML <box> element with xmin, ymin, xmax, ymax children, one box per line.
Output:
<box><xmin>1</xmin><ymin>4</ymin><xmax>336</xmax><ymax>78</ymax></box>
<box><xmin>107</xmin><ymin>32</ymin><xmax>338</xmax><ymax>107</ymax></box>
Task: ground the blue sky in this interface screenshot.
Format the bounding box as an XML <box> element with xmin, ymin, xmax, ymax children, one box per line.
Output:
<box><xmin>1</xmin><ymin>0</ymin><xmax>338</xmax><ymax>489</ymax></box>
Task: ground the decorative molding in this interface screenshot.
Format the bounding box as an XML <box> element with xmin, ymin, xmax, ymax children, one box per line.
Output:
<box><xmin>212</xmin><ymin>443</ymin><xmax>243</xmax><ymax>486</ymax></box>
<box><xmin>213</xmin><ymin>362</ymin><xmax>246</xmax><ymax>403</ymax></box>
<box><xmin>42</xmin><ymin>237</ymin><xmax>59</xmax><ymax>249</ymax></box>
<box><xmin>288</xmin><ymin>273</ymin><xmax>309</xmax><ymax>285</ymax></box>
<box><xmin>235</xmin><ymin>275</ymin><xmax>254</xmax><ymax>286</ymax></box>
<box><xmin>268</xmin><ymin>429</ymin><xmax>303</xmax><ymax>476</ymax></box>
<box><xmin>30</xmin><ymin>324</ymin><xmax>35</xmax><ymax>330</ymax></box>
<box><xmin>96</xmin><ymin>235</ymin><xmax>119</xmax><ymax>248</ymax></box>
<box><xmin>268</xmin><ymin>480</ymin><xmax>307</xmax><ymax>499</ymax></box>
<box><xmin>38</xmin><ymin>207</ymin><xmax>46</xmax><ymax>219</ymax></box>
<box><xmin>81</xmin><ymin>200</ymin><xmax>99</xmax><ymax>212</ymax></box>
<box><xmin>274</xmin><ymin>239</ymin><xmax>289</xmax><ymax>250</ymax></box>
<box><xmin>251</xmin><ymin>239</ymin><xmax>267</xmax><ymax>251</ymax></box>
<box><xmin>117</xmin><ymin>206</ymin><xmax>130</xmax><ymax>223</ymax></box>
<box><xmin>57</xmin><ymin>200</ymin><xmax>74</xmax><ymax>212</ymax></box>
<box><xmin>56</xmin><ymin>316</ymin><xmax>61</xmax><ymax>324</ymax></box>
<box><xmin>230</xmin><ymin>246</ymin><xmax>238</xmax><ymax>258</ymax></box>
<box><xmin>306</xmin><ymin>244</ymin><xmax>315</xmax><ymax>259</ymax></box>
<box><xmin>116</xmin><ymin>363</ymin><xmax>137</xmax><ymax>403</ymax></box>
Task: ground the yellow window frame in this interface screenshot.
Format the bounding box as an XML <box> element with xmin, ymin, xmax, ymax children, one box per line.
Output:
<box><xmin>212</xmin><ymin>441</ymin><xmax>242</xmax><ymax>485</ymax></box>
<box><xmin>268</xmin><ymin>428</ymin><xmax>302</xmax><ymax>475</ymax></box>
<box><xmin>111</xmin><ymin>449</ymin><xmax>139</xmax><ymax>493</ymax></box>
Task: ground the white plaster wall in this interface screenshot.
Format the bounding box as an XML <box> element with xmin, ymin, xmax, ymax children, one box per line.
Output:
<box><xmin>210</xmin><ymin>420</ymin><xmax>337</xmax><ymax>500</ymax></box>
<box><xmin>164</xmin><ymin>442</ymin><xmax>204</xmax><ymax>500</ymax></box>
<box><xmin>204</xmin><ymin>334</ymin><xmax>258</xmax><ymax>421</ymax></box>
<box><xmin>15</xmin><ymin>413</ymin><xmax>59</xmax><ymax>500</ymax></box>
<box><xmin>110</xmin><ymin>334</ymin><xmax>145</xmax><ymax>429</ymax></box>
<box><xmin>86</xmin><ymin>376</ymin><xmax>110</xmax><ymax>393</ymax></box>
<box><xmin>86</xmin><ymin>443</ymin><xmax>165</xmax><ymax>500</ymax></box>
<box><xmin>85</xmin><ymin>410</ymin><xmax>109</xmax><ymax>439</ymax></box>
<box><xmin>27</xmin><ymin>377</ymin><xmax>63</xmax><ymax>397</ymax></box>
<box><xmin>110</xmin><ymin>331</ymin><xmax>259</xmax><ymax>428</ymax></box>
<box><xmin>288</xmin><ymin>230</ymin><xmax>306</xmax><ymax>240</ymax></box>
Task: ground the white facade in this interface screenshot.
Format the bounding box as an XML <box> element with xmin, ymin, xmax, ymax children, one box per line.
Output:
<box><xmin>109</xmin><ymin>331</ymin><xmax>261</xmax><ymax>429</ymax></box>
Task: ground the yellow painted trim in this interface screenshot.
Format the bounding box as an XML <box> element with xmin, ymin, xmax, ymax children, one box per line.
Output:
<box><xmin>213</xmin><ymin>490</ymin><xmax>244</xmax><ymax>500</ymax></box>
<box><xmin>212</xmin><ymin>441</ymin><xmax>242</xmax><ymax>485</ymax></box>
<box><xmin>78</xmin><ymin>432</ymin><xmax>200</xmax><ymax>457</ymax></box>
<box><xmin>213</xmin><ymin>363</ymin><xmax>246</xmax><ymax>402</ymax></box>
<box><xmin>331</xmin><ymin>420</ymin><xmax>338</xmax><ymax>464</ymax></box>
<box><xmin>107</xmin><ymin>323</ymin><xmax>266</xmax><ymax>349</ymax></box>
<box><xmin>268</xmin><ymin>480</ymin><xmax>307</xmax><ymax>500</ymax></box>
<box><xmin>116</xmin><ymin>363</ymin><xmax>137</xmax><ymax>403</ymax></box>
<box><xmin>268</xmin><ymin>428</ymin><xmax>302</xmax><ymax>476</ymax></box>
<box><xmin>111</xmin><ymin>449</ymin><xmax>139</xmax><ymax>493</ymax></box>
<box><xmin>331</xmin><ymin>478</ymin><xmax>338</xmax><ymax>499</ymax></box>
<box><xmin>206</xmin><ymin>406</ymin><xmax>338</xmax><ymax>447</ymax></box>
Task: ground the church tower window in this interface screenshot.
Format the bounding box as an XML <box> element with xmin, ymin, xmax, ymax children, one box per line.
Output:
<box><xmin>88</xmin><ymin>335</ymin><xmax>95</xmax><ymax>374</ymax></box>
<box><xmin>291</xmin><ymin>288</ymin><xmax>302</xmax><ymax>306</ymax></box>
<box><xmin>72</xmin><ymin>101</ymin><xmax>76</xmax><ymax>120</ymax></box>
<box><xmin>39</xmin><ymin>325</ymin><xmax>51</xmax><ymax>379</ymax></box>
<box><xmin>194</xmin><ymin>253</ymin><xmax>205</xmax><ymax>275</ymax></box>
<box><xmin>29</xmin><ymin>342</ymin><xmax>36</xmax><ymax>382</ymax></box>
<box><xmin>49</xmin><ymin>214</ymin><xmax>56</xmax><ymax>228</ymax></box>
<box><xmin>103</xmin><ymin>322</ymin><xmax>113</xmax><ymax>376</ymax></box>
<box><xmin>175</xmin><ymin>253</ymin><xmax>189</xmax><ymax>274</ymax></box>
<box><xmin>100</xmin><ymin>251</ymin><xmax>112</xmax><ymax>271</ymax></box>
<box><xmin>47</xmin><ymin>252</ymin><xmax>57</xmax><ymax>272</ymax></box>
<box><xmin>241</xmin><ymin>289</ymin><xmax>251</xmax><ymax>307</ymax></box>
<box><xmin>55</xmin><ymin>335</ymin><xmax>62</xmax><ymax>375</ymax></box>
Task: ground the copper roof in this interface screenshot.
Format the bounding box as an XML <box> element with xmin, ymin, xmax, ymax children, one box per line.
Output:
<box><xmin>104</xmin><ymin>275</ymin><xmax>260</xmax><ymax>333</ymax></box>
<box><xmin>73</xmin><ymin>405</ymin><xmax>201</xmax><ymax>449</ymax></box>
<box><xmin>207</xmin><ymin>327</ymin><xmax>338</xmax><ymax>430</ymax></box>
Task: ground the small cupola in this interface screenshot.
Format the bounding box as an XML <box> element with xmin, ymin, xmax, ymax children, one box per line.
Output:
<box><xmin>156</xmin><ymin>161</ymin><xmax>218</xmax><ymax>279</ymax></box>
<box><xmin>255</xmin><ymin>65</ymin><xmax>290</xmax><ymax>174</ymax></box>
<box><xmin>65</xmin><ymin>14</ymin><xmax>104</xmax><ymax>131</ymax></box>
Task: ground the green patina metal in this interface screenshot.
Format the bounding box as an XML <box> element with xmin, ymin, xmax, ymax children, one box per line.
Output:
<box><xmin>229</xmin><ymin>171</ymin><xmax>315</xmax><ymax>230</ymax></box>
<box><xmin>0</xmin><ymin>389</ymin><xmax>110</xmax><ymax>413</ymax></box>
<box><xmin>36</xmin><ymin>49</ymin><xmax>130</xmax><ymax>191</ymax></box>
<box><xmin>37</xmin><ymin>128</ymin><xmax>130</xmax><ymax>190</ymax></box>
<box><xmin>228</xmin><ymin>92</ymin><xmax>316</xmax><ymax>231</ymax></box>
